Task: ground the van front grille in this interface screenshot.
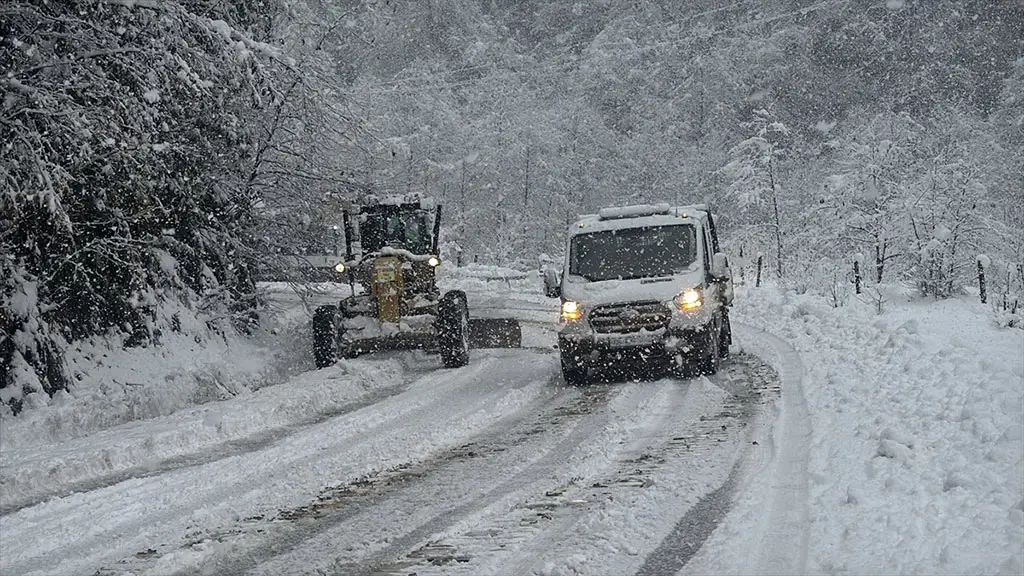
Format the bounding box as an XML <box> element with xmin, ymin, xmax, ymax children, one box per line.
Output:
<box><xmin>589</xmin><ymin>301</ymin><xmax>671</xmax><ymax>334</ymax></box>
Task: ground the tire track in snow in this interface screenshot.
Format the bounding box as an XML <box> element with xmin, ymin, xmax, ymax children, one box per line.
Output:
<box><xmin>88</xmin><ymin>354</ymin><xmax>608</xmax><ymax>576</ymax></box>
<box><xmin>392</xmin><ymin>352</ymin><xmax>781</xmax><ymax>576</ymax></box>
<box><xmin>636</xmin><ymin>348</ymin><xmax>783</xmax><ymax>575</ymax></box>
<box><xmin>215</xmin><ymin>381</ymin><xmax>629</xmax><ymax>576</ymax></box>
<box><xmin>341</xmin><ymin>383</ymin><xmax>638</xmax><ymax>576</ymax></box>
<box><xmin>677</xmin><ymin>323</ymin><xmax>811</xmax><ymax>576</ymax></box>
<box><xmin>731</xmin><ymin>323</ymin><xmax>812</xmax><ymax>575</ymax></box>
<box><xmin>464</xmin><ymin>378</ymin><xmax>706</xmax><ymax>576</ymax></box>
<box><xmin>634</xmin><ymin>467</ymin><xmax>739</xmax><ymax>576</ymax></box>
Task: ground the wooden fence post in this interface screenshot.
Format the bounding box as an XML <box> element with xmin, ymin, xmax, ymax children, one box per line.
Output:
<box><xmin>739</xmin><ymin>245</ymin><xmax>745</xmax><ymax>284</ymax></box>
<box><xmin>978</xmin><ymin>259</ymin><xmax>987</xmax><ymax>304</ymax></box>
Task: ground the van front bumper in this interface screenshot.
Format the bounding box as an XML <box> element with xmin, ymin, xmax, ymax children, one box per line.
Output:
<box><xmin>558</xmin><ymin>326</ymin><xmax>709</xmax><ymax>369</ymax></box>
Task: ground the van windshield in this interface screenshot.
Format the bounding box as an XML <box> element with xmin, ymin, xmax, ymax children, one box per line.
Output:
<box><xmin>569</xmin><ymin>224</ymin><xmax>697</xmax><ymax>282</ymax></box>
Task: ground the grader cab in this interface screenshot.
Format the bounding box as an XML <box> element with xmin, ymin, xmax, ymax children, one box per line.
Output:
<box><xmin>312</xmin><ymin>195</ymin><xmax>520</xmax><ymax>368</ymax></box>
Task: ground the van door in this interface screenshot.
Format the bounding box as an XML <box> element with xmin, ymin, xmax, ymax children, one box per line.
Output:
<box><xmin>706</xmin><ymin>211</ymin><xmax>721</xmax><ymax>254</ymax></box>
<box><xmin>700</xmin><ymin>220</ymin><xmax>713</xmax><ymax>285</ymax></box>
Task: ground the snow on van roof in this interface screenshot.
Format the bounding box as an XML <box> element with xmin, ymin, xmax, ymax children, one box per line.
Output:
<box><xmin>597</xmin><ymin>203</ymin><xmax>671</xmax><ymax>220</ymax></box>
<box><xmin>570</xmin><ymin>204</ymin><xmax>711</xmax><ymax>235</ymax></box>
<box><xmin>583</xmin><ymin>203</ymin><xmax>710</xmax><ymax>223</ymax></box>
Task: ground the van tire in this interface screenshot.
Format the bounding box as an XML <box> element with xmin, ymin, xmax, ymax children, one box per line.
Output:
<box><xmin>719</xmin><ymin>310</ymin><xmax>732</xmax><ymax>359</ymax></box>
<box><xmin>560</xmin><ymin>349</ymin><xmax>589</xmax><ymax>386</ymax></box>
<box><xmin>699</xmin><ymin>324</ymin><xmax>720</xmax><ymax>375</ymax></box>
<box><xmin>562</xmin><ymin>363</ymin><xmax>588</xmax><ymax>387</ymax></box>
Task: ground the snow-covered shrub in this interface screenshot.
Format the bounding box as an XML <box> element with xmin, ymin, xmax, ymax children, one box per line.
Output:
<box><xmin>992</xmin><ymin>307</ymin><xmax>1023</xmax><ymax>329</ymax></box>
<box><xmin>987</xmin><ymin>260</ymin><xmax>1024</xmax><ymax>328</ymax></box>
<box><xmin>0</xmin><ymin>262</ymin><xmax>67</xmax><ymax>414</ymax></box>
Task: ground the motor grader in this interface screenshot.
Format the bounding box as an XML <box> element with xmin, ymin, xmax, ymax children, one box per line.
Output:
<box><xmin>312</xmin><ymin>194</ymin><xmax>520</xmax><ymax>368</ymax></box>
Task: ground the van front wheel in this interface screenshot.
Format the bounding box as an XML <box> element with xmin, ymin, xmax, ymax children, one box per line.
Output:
<box><xmin>698</xmin><ymin>324</ymin><xmax>720</xmax><ymax>376</ymax></box>
<box><xmin>560</xmin><ymin>350</ymin><xmax>589</xmax><ymax>386</ymax></box>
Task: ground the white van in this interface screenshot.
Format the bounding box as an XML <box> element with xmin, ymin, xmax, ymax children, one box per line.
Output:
<box><xmin>543</xmin><ymin>203</ymin><xmax>734</xmax><ymax>384</ymax></box>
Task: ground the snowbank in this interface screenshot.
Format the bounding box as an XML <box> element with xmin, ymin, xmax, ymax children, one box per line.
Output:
<box><xmin>439</xmin><ymin>264</ymin><xmax>535</xmax><ymax>296</ymax></box>
<box><xmin>0</xmin><ymin>354</ymin><xmax>407</xmax><ymax>512</ymax></box>
<box><xmin>1</xmin><ymin>330</ymin><xmax>270</xmax><ymax>449</ymax></box>
<box><xmin>0</xmin><ymin>281</ymin><xmax>370</xmax><ymax>511</ymax></box>
<box><xmin>448</xmin><ymin>263</ymin><xmax>531</xmax><ymax>280</ymax></box>
<box><xmin>689</xmin><ymin>285</ymin><xmax>1024</xmax><ymax>575</ymax></box>
<box><xmin>0</xmin><ymin>283</ymin><xmax>356</xmax><ymax>446</ymax></box>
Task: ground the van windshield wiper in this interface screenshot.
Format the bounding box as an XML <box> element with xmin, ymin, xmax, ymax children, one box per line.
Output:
<box><xmin>616</xmin><ymin>272</ymin><xmax>674</xmax><ymax>281</ymax></box>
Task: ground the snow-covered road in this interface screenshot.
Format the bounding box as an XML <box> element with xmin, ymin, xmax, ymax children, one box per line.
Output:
<box><xmin>0</xmin><ymin>323</ymin><xmax>791</xmax><ymax>576</ymax></box>
<box><xmin>5</xmin><ymin>278</ymin><xmax>1018</xmax><ymax>576</ymax></box>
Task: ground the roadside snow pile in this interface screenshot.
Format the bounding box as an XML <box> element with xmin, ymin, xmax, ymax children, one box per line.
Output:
<box><xmin>0</xmin><ymin>282</ymin><xmax>355</xmax><ymax>451</ymax></box>
<box><xmin>258</xmin><ymin>281</ymin><xmax>359</xmax><ymax>328</ymax></box>
<box><xmin>706</xmin><ymin>285</ymin><xmax>1024</xmax><ymax>575</ymax></box>
<box><xmin>0</xmin><ymin>282</ymin><xmax>368</xmax><ymax>510</ymax></box>
<box><xmin>0</xmin><ymin>356</ymin><xmax>406</xmax><ymax>512</ymax></box>
<box><xmin>0</xmin><ymin>330</ymin><xmax>271</xmax><ymax>450</ymax></box>
<box><xmin>448</xmin><ymin>263</ymin><xmax>530</xmax><ymax>280</ymax></box>
<box><xmin>439</xmin><ymin>263</ymin><xmax>535</xmax><ymax>295</ymax></box>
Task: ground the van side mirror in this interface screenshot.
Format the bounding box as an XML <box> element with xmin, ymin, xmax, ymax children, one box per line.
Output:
<box><xmin>542</xmin><ymin>267</ymin><xmax>561</xmax><ymax>298</ymax></box>
<box><xmin>711</xmin><ymin>252</ymin><xmax>730</xmax><ymax>281</ymax></box>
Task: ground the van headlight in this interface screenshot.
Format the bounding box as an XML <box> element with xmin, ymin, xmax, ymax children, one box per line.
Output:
<box><xmin>673</xmin><ymin>287</ymin><xmax>702</xmax><ymax>311</ymax></box>
<box><xmin>560</xmin><ymin>300</ymin><xmax>582</xmax><ymax>321</ymax></box>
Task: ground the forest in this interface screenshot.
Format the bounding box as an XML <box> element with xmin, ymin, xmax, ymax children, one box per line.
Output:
<box><xmin>2</xmin><ymin>0</ymin><xmax>1022</xmax><ymax>411</ymax></box>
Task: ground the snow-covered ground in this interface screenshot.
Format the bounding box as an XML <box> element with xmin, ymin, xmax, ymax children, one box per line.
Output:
<box><xmin>687</xmin><ymin>286</ymin><xmax>1024</xmax><ymax>576</ymax></box>
<box><xmin>0</xmin><ymin>283</ymin><xmax>356</xmax><ymax>449</ymax></box>
<box><xmin>1</xmin><ymin>273</ymin><xmax>1021</xmax><ymax>575</ymax></box>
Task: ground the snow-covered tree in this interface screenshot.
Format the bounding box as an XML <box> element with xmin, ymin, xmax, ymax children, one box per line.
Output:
<box><xmin>819</xmin><ymin>111</ymin><xmax>923</xmax><ymax>283</ymax></box>
<box><xmin>906</xmin><ymin>109</ymin><xmax>998</xmax><ymax>298</ymax></box>
<box><xmin>720</xmin><ymin>107</ymin><xmax>791</xmax><ymax>279</ymax></box>
<box><xmin>0</xmin><ymin>0</ymin><xmax>312</xmax><ymax>412</ymax></box>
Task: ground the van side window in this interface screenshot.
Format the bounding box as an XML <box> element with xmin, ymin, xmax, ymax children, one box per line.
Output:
<box><xmin>702</xmin><ymin>223</ymin><xmax>711</xmax><ymax>266</ymax></box>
